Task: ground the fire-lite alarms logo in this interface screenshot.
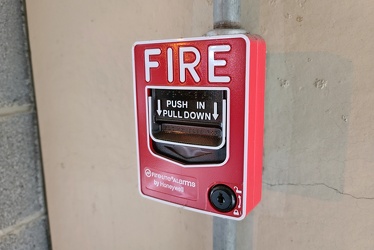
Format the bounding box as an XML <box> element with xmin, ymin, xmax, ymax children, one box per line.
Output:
<box><xmin>144</xmin><ymin>168</ymin><xmax>152</xmax><ymax>177</ymax></box>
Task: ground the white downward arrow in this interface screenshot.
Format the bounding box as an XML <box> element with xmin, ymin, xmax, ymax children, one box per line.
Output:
<box><xmin>213</xmin><ymin>102</ymin><xmax>219</xmax><ymax>120</ymax></box>
<box><xmin>157</xmin><ymin>100</ymin><xmax>162</xmax><ymax>116</ymax></box>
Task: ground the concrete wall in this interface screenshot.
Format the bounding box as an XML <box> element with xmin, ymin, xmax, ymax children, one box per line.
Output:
<box><xmin>236</xmin><ymin>0</ymin><xmax>374</xmax><ymax>249</ymax></box>
<box><xmin>25</xmin><ymin>0</ymin><xmax>374</xmax><ymax>249</ymax></box>
<box><xmin>0</xmin><ymin>0</ymin><xmax>49</xmax><ymax>249</ymax></box>
<box><xmin>25</xmin><ymin>1</ymin><xmax>213</xmax><ymax>250</ymax></box>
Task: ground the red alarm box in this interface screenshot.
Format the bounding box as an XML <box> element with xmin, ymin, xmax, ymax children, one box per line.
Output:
<box><xmin>133</xmin><ymin>34</ymin><xmax>265</xmax><ymax>220</ymax></box>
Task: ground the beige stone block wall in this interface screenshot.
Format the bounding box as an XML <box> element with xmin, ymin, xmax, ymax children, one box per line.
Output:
<box><xmin>26</xmin><ymin>1</ymin><xmax>213</xmax><ymax>249</ymax></box>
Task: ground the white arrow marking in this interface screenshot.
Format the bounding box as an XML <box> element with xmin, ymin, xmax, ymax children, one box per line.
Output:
<box><xmin>238</xmin><ymin>195</ymin><xmax>242</xmax><ymax>209</ymax></box>
<box><xmin>157</xmin><ymin>100</ymin><xmax>162</xmax><ymax>116</ymax></box>
<box><xmin>213</xmin><ymin>102</ymin><xmax>219</xmax><ymax>120</ymax></box>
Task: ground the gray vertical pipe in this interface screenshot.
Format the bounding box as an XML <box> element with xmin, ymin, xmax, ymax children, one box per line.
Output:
<box><xmin>207</xmin><ymin>0</ymin><xmax>246</xmax><ymax>36</ymax></box>
<box><xmin>213</xmin><ymin>0</ymin><xmax>241</xmax><ymax>29</ymax></box>
<box><xmin>212</xmin><ymin>1</ymin><xmax>241</xmax><ymax>250</ymax></box>
<box><xmin>213</xmin><ymin>217</ymin><xmax>237</xmax><ymax>250</ymax></box>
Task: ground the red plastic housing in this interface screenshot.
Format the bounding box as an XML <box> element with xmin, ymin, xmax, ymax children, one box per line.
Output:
<box><xmin>133</xmin><ymin>34</ymin><xmax>266</xmax><ymax>220</ymax></box>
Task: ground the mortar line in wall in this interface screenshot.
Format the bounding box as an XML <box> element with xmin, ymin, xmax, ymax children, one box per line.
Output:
<box><xmin>0</xmin><ymin>210</ymin><xmax>46</xmax><ymax>240</ymax></box>
<box><xmin>0</xmin><ymin>104</ymin><xmax>34</xmax><ymax>118</ymax></box>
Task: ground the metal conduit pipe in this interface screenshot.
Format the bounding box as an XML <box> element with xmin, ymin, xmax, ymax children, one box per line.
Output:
<box><xmin>213</xmin><ymin>217</ymin><xmax>237</xmax><ymax>250</ymax></box>
<box><xmin>211</xmin><ymin>2</ymin><xmax>242</xmax><ymax>249</ymax></box>
<box><xmin>213</xmin><ymin>0</ymin><xmax>241</xmax><ymax>29</ymax></box>
<box><xmin>207</xmin><ymin>0</ymin><xmax>247</xmax><ymax>36</ymax></box>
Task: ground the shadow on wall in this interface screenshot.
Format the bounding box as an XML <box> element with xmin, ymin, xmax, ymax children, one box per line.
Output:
<box><xmin>262</xmin><ymin>52</ymin><xmax>352</xmax><ymax>200</ymax></box>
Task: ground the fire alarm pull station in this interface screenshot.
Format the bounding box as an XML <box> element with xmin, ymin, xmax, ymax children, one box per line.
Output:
<box><xmin>133</xmin><ymin>34</ymin><xmax>265</xmax><ymax>220</ymax></box>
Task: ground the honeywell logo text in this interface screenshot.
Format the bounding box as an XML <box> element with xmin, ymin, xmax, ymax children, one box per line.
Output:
<box><xmin>144</xmin><ymin>168</ymin><xmax>198</xmax><ymax>200</ymax></box>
